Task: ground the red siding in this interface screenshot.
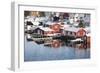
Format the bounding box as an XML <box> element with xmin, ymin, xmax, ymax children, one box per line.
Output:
<box><xmin>50</xmin><ymin>24</ymin><xmax>61</xmax><ymax>33</ymax></box>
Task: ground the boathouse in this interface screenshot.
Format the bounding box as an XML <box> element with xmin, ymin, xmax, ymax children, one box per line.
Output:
<box><xmin>63</xmin><ymin>27</ymin><xmax>86</xmax><ymax>38</ymax></box>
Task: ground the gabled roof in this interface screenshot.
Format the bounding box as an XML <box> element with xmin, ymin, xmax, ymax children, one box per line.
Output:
<box><xmin>46</xmin><ymin>21</ymin><xmax>61</xmax><ymax>25</ymax></box>
<box><xmin>61</xmin><ymin>24</ymin><xmax>71</xmax><ymax>29</ymax></box>
<box><xmin>64</xmin><ymin>26</ymin><xmax>87</xmax><ymax>33</ymax></box>
<box><xmin>40</xmin><ymin>27</ymin><xmax>53</xmax><ymax>31</ymax></box>
<box><xmin>31</xmin><ymin>21</ymin><xmax>40</xmax><ymax>26</ymax></box>
<box><xmin>33</xmin><ymin>26</ymin><xmax>53</xmax><ymax>32</ymax></box>
<box><xmin>64</xmin><ymin>27</ymin><xmax>80</xmax><ymax>32</ymax></box>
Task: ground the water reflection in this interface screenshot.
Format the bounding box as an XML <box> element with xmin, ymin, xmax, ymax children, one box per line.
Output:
<box><xmin>24</xmin><ymin>34</ymin><xmax>90</xmax><ymax>61</ymax></box>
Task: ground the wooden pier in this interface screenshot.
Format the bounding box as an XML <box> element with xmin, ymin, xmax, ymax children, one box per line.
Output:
<box><xmin>32</xmin><ymin>37</ymin><xmax>52</xmax><ymax>41</ymax></box>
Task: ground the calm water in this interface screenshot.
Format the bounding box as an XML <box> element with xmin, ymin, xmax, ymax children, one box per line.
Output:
<box><xmin>24</xmin><ymin>36</ymin><xmax>90</xmax><ymax>61</ymax></box>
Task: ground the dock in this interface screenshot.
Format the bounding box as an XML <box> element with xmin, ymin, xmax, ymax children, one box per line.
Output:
<box><xmin>32</xmin><ymin>37</ymin><xmax>52</xmax><ymax>41</ymax></box>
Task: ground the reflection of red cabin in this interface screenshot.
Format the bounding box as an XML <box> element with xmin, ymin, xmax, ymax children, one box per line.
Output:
<box><xmin>75</xmin><ymin>44</ymin><xmax>84</xmax><ymax>49</ymax></box>
<box><xmin>50</xmin><ymin>24</ymin><xmax>61</xmax><ymax>33</ymax></box>
<box><xmin>51</xmin><ymin>40</ymin><xmax>61</xmax><ymax>48</ymax></box>
<box><xmin>44</xmin><ymin>40</ymin><xmax>62</xmax><ymax>48</ymax></box>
